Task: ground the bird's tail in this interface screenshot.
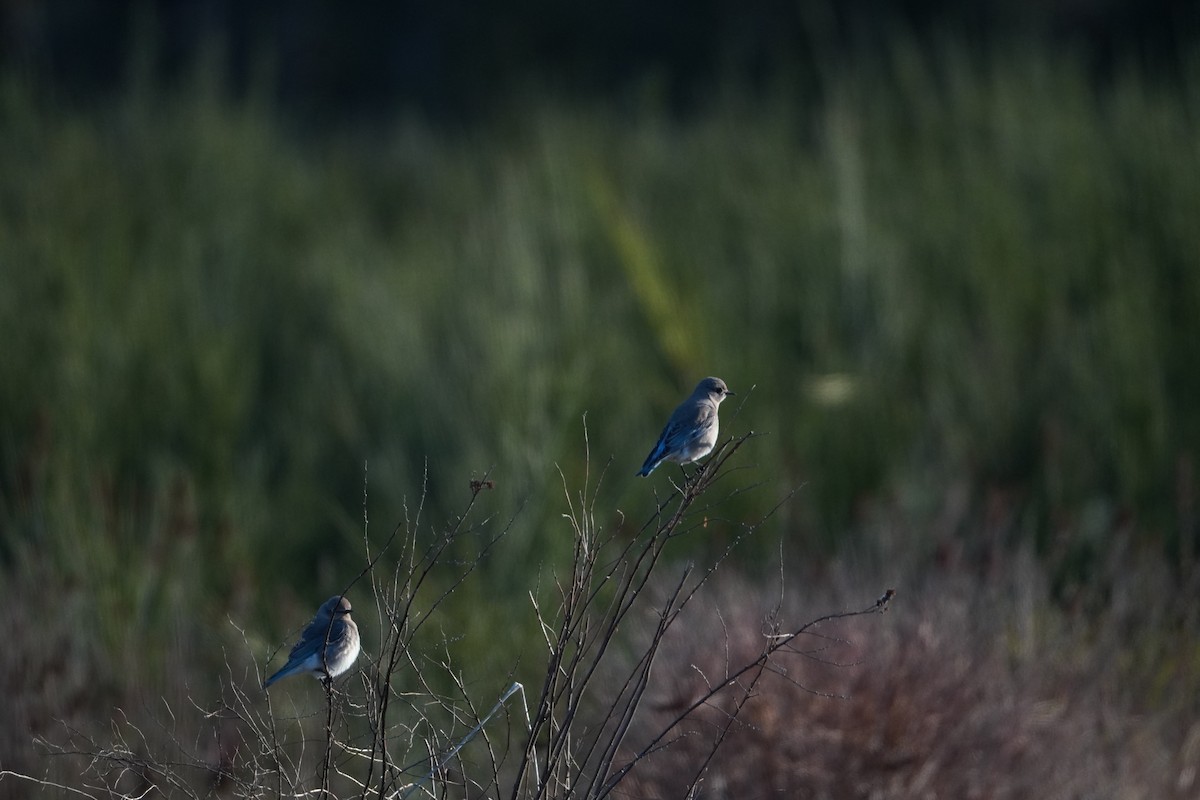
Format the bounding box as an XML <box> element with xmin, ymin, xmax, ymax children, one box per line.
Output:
<box><xmin>262</xmin><ymin>660</ymin><xmax>304</xmax><ymax>690</ymax></box>
<box><xmin>636</xmin><ymin>455</ymin><xmax>661</xmax><ymax>477</ymax></box>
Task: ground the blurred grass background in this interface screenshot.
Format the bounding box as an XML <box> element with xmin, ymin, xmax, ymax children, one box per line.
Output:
<box><xmin>2</xmin><ymin>14</ymin><xmax>1200</xmax><ymax>792</ymax></box>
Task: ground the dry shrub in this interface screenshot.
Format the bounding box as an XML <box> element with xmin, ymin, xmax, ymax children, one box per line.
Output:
<box><xmin>615</xmin><ymin>560</ymin><xmax>1198</xmax><ymax>800</ymax></box>
<box><xmin>0</xmin><ymin>571</ymin><xmax>103</xmax><ymax>784</ymax></box>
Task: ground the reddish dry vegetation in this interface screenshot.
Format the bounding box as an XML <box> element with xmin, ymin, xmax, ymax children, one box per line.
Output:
<box><xmin>617</xmin><ymin>568</ymin><xmax>1200</xmax><ymax>800</ymax></box>
<box><xmin>4</xmin><ymin>544</ymin><xmax>1198</xmax><ymax>799</ymax></box>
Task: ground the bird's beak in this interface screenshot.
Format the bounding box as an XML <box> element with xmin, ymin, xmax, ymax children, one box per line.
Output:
<box><xmin>725</xmin><ymin>390</ymin><xmax>736</xmax><ymax>396</ymax></box>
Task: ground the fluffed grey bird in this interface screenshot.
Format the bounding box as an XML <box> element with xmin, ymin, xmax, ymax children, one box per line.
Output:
<box><xmin>637</xmin><ymin>376</ymin><xmax>735</xmax><ymax>476</ymax></box>
<box><xmin>263</xmin><ymin>595</ymin><xmax>361</xmax><ymax>690</ymax></box>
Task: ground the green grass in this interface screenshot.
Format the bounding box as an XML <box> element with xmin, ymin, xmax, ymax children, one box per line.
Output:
<box><xmin>2</xmin><ymin>36</ymin><xmax>1200</xmax><ymax>792</ymax></box>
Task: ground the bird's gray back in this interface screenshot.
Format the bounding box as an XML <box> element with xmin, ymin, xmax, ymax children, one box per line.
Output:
<box><xmin>665</xmin><ymin>396</ymin><xmax>717</xmax><ymax>441</ymax></box>
<box><xmin>291</xmin><ymin>611</ymin><xmax>337</xmax><ymax>657</ymax></box>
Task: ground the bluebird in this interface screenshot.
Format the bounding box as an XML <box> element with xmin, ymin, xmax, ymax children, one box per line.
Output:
<box><xmin>637</xmin><ymin>377</ymin><xmax>735</xmax><ymax>477</ymax></box>
<box><xmin>263</xmin><ymin>595</ymin><xmax>361</xmax><ymax>690</ymax></box>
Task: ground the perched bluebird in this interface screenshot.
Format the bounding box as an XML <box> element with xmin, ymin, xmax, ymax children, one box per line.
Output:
<box><xmin>637</xmin><ymin>377</ymin><xmax>735</xmax><ymax>477</ymax></box>
<box><xmin>263</xmin><ymin>595</ymin><xmax>361</xmax><ymax>690</ymax></box>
